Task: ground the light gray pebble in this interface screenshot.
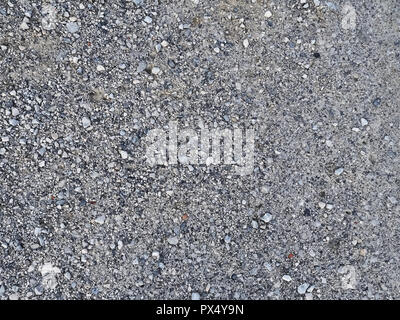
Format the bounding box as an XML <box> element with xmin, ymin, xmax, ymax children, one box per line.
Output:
<box><xmin>81</xmin><ymin>117</ymin><xmax>91</xmax><ymax>128</ymax></box>
<box><xmin>191</xmin><ymin>292</ymin><xmax>200</xmax><ymax>300</ymax></box>
<box><xmin>34</xmin><ymin>285</ymin><xmax>44</xmax><ymax>296</ymax></box>
<box><xmin>297</xmin><ymin>283</ymin><xmax>310</xmax><ymax>295</ymax></box>
<box><xmin>8</xmin><ymin>293</ymin><xmax>19</xmax><ymax>300</ymax></box>
<box><xmin>261</xmin><ymin>213</ymin><xmax>273</xmax><ymax>223</ymax></box>
<box><xmin>0</xmin><ymin>285</ymin><xmax>5</xmax><ymax>296</ymax></box>
<box><xmin>388</xmin><ymin>196</ymin><xmax>398</xmax><ymax>205</ymax></box>
<box><xmin>66</xmin><ymin>22</ymin><xmax>79</xmax><ymax>33</ymax></box>
<box><xmin>38</xmin><ymin>147</ymin><xmax>46</xmax><ymax>156</ymax></box>
<box><xmin>9</xmin><ymin>119</ymin><xmax>19</xmax><ymax>126</ymax></box>
<box><xmin>11</xmin><ymin>107</ymin><xmax>19</xmax><ymax>117</ymax></box>
<box><xmin>137</xmin><ymin>61</ymin><xmax>147</xmax><ymax>73</ymax></box>
<box><xmin>361</xmin><ymin>118</ymin><xmax>368</xmax><ymax>126</ymax></box>
<box><xmin>167</xmin><ymin>236</ymin><xmax>179</xmax><ymax>245</ymax></box>
<box><xmin>335</xmin><ymin>168</ymin><xmax>344</xmax><ymax>176</ymax></box>
<box><xmin>94</xmin><ymin>215</ymin><xmax>106</xmax><ymax>225</ymax></box>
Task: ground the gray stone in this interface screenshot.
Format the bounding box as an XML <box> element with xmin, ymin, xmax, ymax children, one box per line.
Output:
<box><xmin>191</xmin><ymin>292</ymin><xmax>200</xmax><ymax>300</ymax></box>
<box><xmin>137</xmin><ymin>61</ymin><xmax>147</xmax><ymax>73</ymax></box>
<box><xmin>297</xmin><ymin>283</ymin><xmax>310</xmax><ymax>295</ymax></box>
<box><xmin>94</xmin><ymin>215</ymin><xmax>106</xmax><ymax>225</ymax></box>
<box><xmin>261</xmin><ymin>213</ymin><xmax>273</xmax><ymax>223</ymax></box>
<box><xmin>167</xmin><ymin>236</ymin><xmax>179</xmax><ymax>245</ymax></box>
<box><xmin>66</xmin><ymin>22</ymin><xmax>79</xmax><ymax>33</ymax></box>
<box><xmin>81</xmin><ymin>117</ymin><xmax>91</xmax><ymax>128</ymax></box>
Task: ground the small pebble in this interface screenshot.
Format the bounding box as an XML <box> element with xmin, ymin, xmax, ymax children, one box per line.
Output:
<box><xmin>388</xmin><ymin>196</ymin><xmax>398</xmax><ymax>205</ymax></box>
<box><xmin>305</xmin><ymin>293</ymin><xmax>313</xmax><ymax>300</ymax></box>
<box><xmin>282</xmin><ymin>275</ymin><xmax>292</xmax><ymax>282</ymax></box>
<box><xmin>373</xmin><ymin>98</ymin><xmax>381</xmax><ymax>106</ymax></box>
<box><xmin>297</xmin><ymin>283</ymin><xmax>310</xmax><ymax>295</ymax></box>
<box><xmin>191</xmin><ymin>292</ymin><xmax>200</xmax><ymax>300</ymax></box>
<box><xmin>144</xmin><ymin>16</ymin><xmax>152</xmax><ymax>24</ymax></box>
<box><xmin>38</xmin><ymin>147</ymin><xmax>46</xmax><ymax>156</ymax></box>
<box><xmin>20</xmin><ymin>18</ymin><xmax>30</xmax><ymax>30</ymax></box>
<box><xmin>66</xmin><ymin>22</ymin><xmax>79</xmax><ymax>33</ymax></box>
<box><xmin>137</xmin><ymin>61</ymin><xmax>147</xmax><ymax>73</ymax></box>
<box><xmin>167</xmin><ymin>236</ymin><xmax>179</xmax><ymax>245</ymax></box>
<box><xmin>260</xmin><ymin>213</ymin><xmax>273</xmax><ymax>223</ymax></box>
<box><xmin>120</xmin><ymin>150</ymin><xmax>128</xmax><ymax>159</ymax></box>
<box><xmin>335</xmin><ymin>168</ymin><xmax>344</xmax><ymax>176</ymax></box>
<box><xmin>81</xmin><ymin>117</ymin><xmax>91</xmax><ymax>128</ymax></box>
<box><xmin>318</xmin><ymin>202</ymin><xmax>326</xmax><ymax>209</ymax></box>
<box><xmin>11</xmin><ymin>107</ymin><xmax>19</xmax><ymax>116</ymax></box>
<box><xmin>9</xmin><ymin>119</ymin><xmax>19</xmax><ymax>126</ymax></box>
<box><xmin>94</xmin><ymin>215</ymin><xmax>106</xmax><ymax>225</ymax></box>
<box><xmin>151</xmin><ymin>66</ymin><xmax>160</xmax><ymax>75</ymax></box>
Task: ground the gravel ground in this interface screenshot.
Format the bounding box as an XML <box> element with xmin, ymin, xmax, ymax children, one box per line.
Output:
<box><xmin>0</xmin><ymin>0</ymin><xmax>399</xmax><ymax>300</ymax></box>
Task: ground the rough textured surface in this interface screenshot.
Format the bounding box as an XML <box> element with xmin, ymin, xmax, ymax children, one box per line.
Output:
<box><xmin>0</xmin><ymin>0</ymin><xmax>399</xmax><ymax>300</ymax></box>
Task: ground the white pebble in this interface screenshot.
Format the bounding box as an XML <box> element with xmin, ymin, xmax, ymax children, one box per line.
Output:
<box><xmin>282</xmin><ymin>275</ymin><xmax>292</xmax><ymax>282</ymax></box>
<box><xmin>81</xmin><ymin>117</ymin><xmax>91</xmax><ymax>128</ymax></box>
<box><xmin>297</xmin><ymin>283</ymin><xmax>310</xmax><ymax>295</ymax></box>
<box><xmin>388</xmin><ymin>196</ymin><xmax>398</xmax><ymax>205</ymax></box>
<box><xmin>151</xmin><ymin>67</ymin><xmax>160</xmax><ymax>75</ymax></box>
<box><xmin>261</xmin><ymin>213</ymin><xmax>273</xmax><ymax>223</ymax></box>
<box><xmin>167</xmin><ymin>236</ymin><xmax>179</xmax><ymax>245</ymax></box>
<box><xmin>12</xmin><ymin>107</ymin><xmax>19</xmax><ymax>117</ymax></box>
<box><xmin>66</xmin><ymin>22</ymin><xmax>79</xmax><ymax>33</ymax></box>
<box><xmin>20</xmin><ymin>17</ymin><xmax>30</xmax><ymax>30</ymax></box>
<box><xmin>361</xmin><ymin>118</ymin><xmax>368</xmax><ymax>126</ymax></box>
<box><xmin>335</xmin><ymin>168</ymin><xmax>344</xmax><ymax>176</ymax></box>
<box><xmin>191</xmin><ymin>292</ymin><xmax>200</xmax><ymax>300</ymax></box>
<box><xmin>94</xmin><ymin>215</ymin><xmax>106</xmax><ymax>225</ymax></box>
<box><xmin>305</xmin><ymin>293</ymin><xmax>313</xmax><ymax>300</ymax></box>
<box><xmin>119</xmin><ymin>150</ymin><xmax>128</xmax><ymax>159</ymax></box>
